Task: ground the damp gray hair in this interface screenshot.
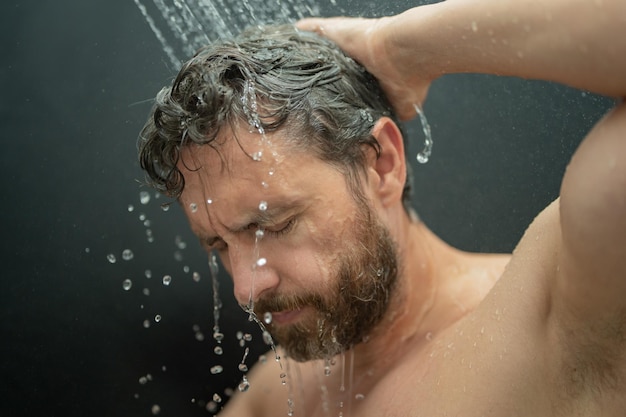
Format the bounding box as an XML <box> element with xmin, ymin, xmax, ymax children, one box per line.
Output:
<box><xmin>138</xmin><ymin>24</ymin><xmax>413</xmax><ymax>212</ymax></box>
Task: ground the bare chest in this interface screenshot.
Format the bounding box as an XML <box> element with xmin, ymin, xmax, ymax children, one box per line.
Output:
<box><xmin>282</xmin><ymin>300</ymin><xmax>626</xmax><ymax>417</ymax></box>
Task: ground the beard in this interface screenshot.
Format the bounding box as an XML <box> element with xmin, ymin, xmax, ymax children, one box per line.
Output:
<box><xmin>253</xmin><ymin>198</ymin><xmax>400</xmax><ymax>362</ymax></box>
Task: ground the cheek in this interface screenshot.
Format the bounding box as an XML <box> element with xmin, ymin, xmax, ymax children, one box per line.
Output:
<box><xmin>303</xmin><ymin>217</ymin><xmax>353</xmax><ymax>286</ymax></box>
<box><xmin>261</xmin><ymin>220</ymin><xmax>340</xmax><ymax>291</ymax></box>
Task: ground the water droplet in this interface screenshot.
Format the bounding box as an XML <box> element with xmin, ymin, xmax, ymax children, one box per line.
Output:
<box><xmin>154</xmin><ymin>314</ymin><xmax>162</xmax><ymax>322</ymax></box>
<box><xmin>122</xmin><ymin>249</ymin><xmax>134</xmax><ymax>261</ymax></box>
<box><xmin>206</xmin><ymin>198</ymin><xmax>213</xmax><ymax>204</ymax></box>
<box><xmin>262</xmin><ymin>330</ymin><xmax>273</xmax><ymax>345</ymax></box>
<box><xmin>192</xmin><ymin>271</ymin><xmax>200</xmax><ymax>282</ymax></box>
<box><xmin>145</xmin><ymin>269</ymin><xmax>152</xmax><ymax>279</ymax></box>
<box><xmin>143</xmin><ymin>320</ymin><xmax>150</xmax><ymax>328</ymax></box>
<box><xmin>162</xmin><ymin>275</ymin><xmax>172</xmax><ymax>286</ymax></box>
<box><xmin>161</xmin><ymin>204</ymin><xmax>170</xmax><ymax>212</ymax></box>
<box><xmin>255</xmin><ymin>229</ymin><xmax>264</xmax><ymax>239</ymax></box>
<box><xmin>189</xmin><ymin>203</ymin><xmax>198</xmax><ymax>213</ymax></box>
<box><xmin>214</xmin><ymin>346</ymin><xmax>223</xmax><ymax>355</ymax></box>
<box><xmin>252</xmin><ymin>151</ymin><xmax>263</xmax><ymax>161</ymax></box>
<box><xmin>122</xmin><ymin>279</ymin><xmax>132</xmax><ymax>291</ymax></box>
<box><xmin>213</xmin><ymin>393</ymin><xmax>223</xmax><ymax>403</ymax></box>
<box><xmin>213</xmin><ymin>332</ymin><xmax>224</xmax><ymax>342</ymax></box>
<box><xmin>258</xmin><ymin>201</ymin><xmax>268</xmax><ymax>211</ymax></box>
<box><xmin>128</xmin><ymin>204</ymin><xmax>134</xmax><ymax>212</ymax></box>
<box><xmin>151</xmin><ymin>404</ymin><xmax>160</xmax><ymax>415</ymax></box>
<box><xmin>107</xmin><ymin>254</ymin><xmax>117</xmax><ymax>264</ymax></box>
<box><xmin>210</xmin><ymin>365</ymin><xmax>224</xmax><ymax>375</ymax></box>
<box><xmin>355</xmin><ymin>393</ymin><xmax>365</xmax><ymax>400</ymax></box>
<box><xmin>140</xmin><ymin>191</ymin><xmax>151</xmax><ymax>205</ymax></box>
<box><xmin>206</xmin><ymin>401</ymin><xmax>218</xmax><ymax>412</ymax></box>
<box><xmin>263</xmin><ymin>312</ymin><xmax>272</xmax><ymax>324</ymax></box>
<box><xmin>195</xmin><ymin>332</ymin><xmax>204</xmax><ymax>341</ymax></box>
<box><xmin>174</xmin><ymin>235</ymin><xmax>187</xmax><ymax>249</ymax></box>
<box><xmin>84</xmin><ymin>247</ymin><xmax>90</xmax><ymax>253</ymax></box>
<box><xmin>256</xmin><ymin>257</ymin><xmax>267</xmax><ymax>267</ymax></box>
<box><xmin>238</xmin><ymin>363</ymin><xmax>248</xmax><ymax>372</ymax></box>
<box><xmin>261</xmin><ymin>181</ymin><xmax>269</xmax><ymax>188</ymax></box>
<box><xmin>238</xmin><ymin>377</ymin><xmax>250</xmax><ymax>392</ymax></box>
<box><xmin>139</xmin><ymin>376</ymin><xmax>148</xmax><ymax>384</ymax></box>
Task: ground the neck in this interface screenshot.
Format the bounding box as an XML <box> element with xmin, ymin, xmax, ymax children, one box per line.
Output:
<box><xmin>306</xmin><ymin>214</ymin><xmax>507</xmax><ymax>402</ymax></box>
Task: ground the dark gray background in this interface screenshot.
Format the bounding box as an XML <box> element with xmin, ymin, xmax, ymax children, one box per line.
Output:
<box><xmin>0</xmin><ymin>1</ymin><xmax>614</xmax><ymax>417</ymax></box>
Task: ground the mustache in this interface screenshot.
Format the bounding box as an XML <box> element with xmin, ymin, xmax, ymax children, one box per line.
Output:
<box><xmin>248</xmin><ymin>292</ymin><xmax>326</xmax><ymax>315</ymax></box>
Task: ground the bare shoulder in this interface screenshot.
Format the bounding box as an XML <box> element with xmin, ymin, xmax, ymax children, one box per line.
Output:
<box><xmin>550</xmin><ymin>102</ymin><xmax>626</xmax><ymax>400</ymax></box>
<box><xmin>553</xmin><ymin>104</ymin><xmax>626</xmax><ymax>331</ymax></box>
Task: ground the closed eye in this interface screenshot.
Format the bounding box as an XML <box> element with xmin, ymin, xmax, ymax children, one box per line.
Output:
<box><xmin>263</xmin><ymin>217</ymin><xmax>296</xmax><ymax>237</ymax></box>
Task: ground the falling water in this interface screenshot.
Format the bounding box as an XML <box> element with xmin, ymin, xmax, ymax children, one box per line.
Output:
<box><xmin>414</xmin><ymin>103</ymin><xmax>434</xmax><ymax>164</ymax></box>
<box><xmin>209</xmin><ymin>253</ymin><xmax>223</xmax><ymax>344</ymax></box>
<box><xmin>128</xmin><ymin>1</ymin><xmax>422</xmax><ymax>414</ymax></box>
<box><xmin>133</xmin><ymin>0</ymin><xmax>325</xmax><ymax>68</ymax></box>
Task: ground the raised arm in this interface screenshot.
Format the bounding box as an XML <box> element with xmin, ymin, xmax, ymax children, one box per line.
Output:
<box><xmin>300</xmin><ymin>0</ymin><xmax>626</xmax><ymax>383</ymax></box>
<box><xmin>298</xmin><ymin>0</ymin><xmax>626</xmax><ymax>119</ymax></box>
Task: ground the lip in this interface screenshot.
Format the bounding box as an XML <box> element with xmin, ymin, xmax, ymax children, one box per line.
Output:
<box><xmin>269</xmin><ymin>309</ymin><xmax>305</xmax><ymax>326</ymax></box>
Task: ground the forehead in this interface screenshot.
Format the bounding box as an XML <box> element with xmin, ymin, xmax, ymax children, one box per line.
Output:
<box><xmin>178</xmin><ymin>126</ymin><xmax>310</xmax><ymax>191</ymax></box>
<box><xmin>176</xmin><ymin>126</ymin><xmax>347</xmax><ymax>233</ymax></box>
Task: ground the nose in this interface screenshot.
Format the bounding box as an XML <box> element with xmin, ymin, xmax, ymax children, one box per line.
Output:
<box><xmin>224</xmin><ymin>243</ymin><xmax>280</xmax><ymax>306</ymax></box>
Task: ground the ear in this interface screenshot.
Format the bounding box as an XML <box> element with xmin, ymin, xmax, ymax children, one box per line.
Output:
<box><xmin>366</xmin><ymin>117</ymin><xmax>407</xmax><ymax>208</ymax></box>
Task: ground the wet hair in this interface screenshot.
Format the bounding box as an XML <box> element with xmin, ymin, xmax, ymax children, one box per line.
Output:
<box><xmin>138</xmin><ymin>24</ymin><xmax>413</xmax><ymax>212</ymax></box>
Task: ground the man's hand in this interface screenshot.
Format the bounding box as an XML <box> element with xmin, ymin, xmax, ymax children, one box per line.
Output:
<box><xmin>297</xmin><ymin>16</ymin><xmax>432</xmax><ymax>121</ymax></box>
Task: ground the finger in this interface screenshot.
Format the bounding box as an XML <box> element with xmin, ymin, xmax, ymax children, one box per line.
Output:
<box><xmin>295</xmin><ymin>18</ymin><xmax>328</xmax><ymax>35</ymax></box>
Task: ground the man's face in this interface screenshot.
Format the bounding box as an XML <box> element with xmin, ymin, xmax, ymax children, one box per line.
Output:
<box><xmin>178</xmin><ymin>127</ymin><xmax>399</xmax><ymax>362</ymax></box>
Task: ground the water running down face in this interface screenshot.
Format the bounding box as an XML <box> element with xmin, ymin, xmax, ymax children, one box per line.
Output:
<box><xmin>254</xmin><ymin>193</ymin><xmax>399</xmax><ymax>362</ymax></box>
<box><xmin>178</xmin><ymin>128</ymin><xmax>400</xmax><ymax>363</ymax></box>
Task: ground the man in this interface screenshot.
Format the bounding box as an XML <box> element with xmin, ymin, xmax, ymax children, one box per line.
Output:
<box><xmin>139</xmin><ymin>0</ymin><xmax>626</xmax><ymax>415</ymax></box>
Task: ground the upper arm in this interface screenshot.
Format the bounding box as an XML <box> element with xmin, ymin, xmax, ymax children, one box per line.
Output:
<box><xmin>555</xmin><ymin>101</ymin><xmax>626</xmax><ymax>334</ymax></box>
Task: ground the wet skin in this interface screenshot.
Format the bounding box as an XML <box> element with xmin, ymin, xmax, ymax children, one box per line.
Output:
<box><xmin>178</xmin><ymin>109</ymin><xmax>626</xmax><ymax>416</ymax></box>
